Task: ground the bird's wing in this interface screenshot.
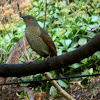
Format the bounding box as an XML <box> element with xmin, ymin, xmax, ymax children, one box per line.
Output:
<box><xmin>40</xmin><ymin>27</ymin><xmax>57</xmax><ymax>56</ymax></box>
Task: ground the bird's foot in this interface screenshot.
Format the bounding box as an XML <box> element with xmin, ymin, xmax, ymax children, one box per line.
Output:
<box><xmin>44</xmin><ymin>55</ymin><xmax>50</xmax><ymax>61</ymax></box>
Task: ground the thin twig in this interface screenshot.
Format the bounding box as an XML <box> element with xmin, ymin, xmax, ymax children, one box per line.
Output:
<box><xmin>43</xmin><ymin>0</ymin><xmax>47</xmax><ymax>28</ymax></box>
<box><xmin>90</xmin><ymin>25</ymin><xmax>100</xmax><ymax>32</ymax></box>
<box><xmin>0</xmin><ymin>19</ymin><xmax>14</xmax><ymax>45</ymax></box>
<box><xmin>16</xmin><ymin>0</ymin><xmax>30</xmax><ymax>61</ymax></box>
<box><xmin>67</xmin><ymin>0</ymin><xmax>92</xmax><ymax>29</ymax></box>
<box><xmin>17</xmin><ymin>0</ymin><xmax>22</xmax><ymax>16</ymax></box>
<box><xmin>67</xmin><ymin>0</ymin><xmax>100</xmax><ymax>32</ymax></box>
<box><xmin>88</xmin><ymin>2</ymin><xmax>95</xmax><ymax>9</ymax></box>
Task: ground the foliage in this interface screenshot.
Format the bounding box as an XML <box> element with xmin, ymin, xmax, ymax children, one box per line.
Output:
<box><xmin>0</xmin><ymin>0</ymin><xmax>100</xmax><ymax>98</ymax></box>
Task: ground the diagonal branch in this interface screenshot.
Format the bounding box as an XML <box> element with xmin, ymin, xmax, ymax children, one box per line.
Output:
<box><xmin>0</xmin><ymin>33</ymin><xmax>100</xmax><ymax>77</ymax></box>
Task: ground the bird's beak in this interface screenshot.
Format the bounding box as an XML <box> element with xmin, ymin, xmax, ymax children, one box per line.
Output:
<box><xmin>20</xmin><ymin>15</ymin><xmax>24</xmax><ymax>18</ymax></box>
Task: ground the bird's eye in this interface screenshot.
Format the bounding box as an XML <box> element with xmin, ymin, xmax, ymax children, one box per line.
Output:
<box><xmin>28</xmin><ymin>17</ymin><xmax>30</xmax><ymax>19</ymax></box>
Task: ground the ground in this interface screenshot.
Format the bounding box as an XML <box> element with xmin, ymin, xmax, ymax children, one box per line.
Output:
<box><xmin>0</xmin><ymin>76</ymin><xmax>99</xmax><ymax>100</ymax></box>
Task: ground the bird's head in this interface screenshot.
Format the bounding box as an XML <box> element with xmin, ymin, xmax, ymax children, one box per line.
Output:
<box><xmin>21</xmin><ymin>15</ymin><xmax>38</xmax><ymax>26</ymax></box>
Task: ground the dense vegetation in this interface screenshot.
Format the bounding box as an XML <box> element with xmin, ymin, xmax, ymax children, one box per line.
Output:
<box><xmin>0</xmin><ymin>0</ymin><xmax>100</xmax><ymax>99</ymax></box>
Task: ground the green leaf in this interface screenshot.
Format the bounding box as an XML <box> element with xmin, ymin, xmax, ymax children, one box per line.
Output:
<box><xmin>38</xmin><ymin>21</ymin><xmax>43</xmax><ymax>27</ymax></box>
<box><xmin>89</xmin><ymin>68</ymin><xmax>93</xmax><ymax>74</ymax></box>
<box><xmin>33</xmin><ymin>1</ymin><xmax>38</xmax><ymax>6</ymax></box>
<box><xmin>53</xmin><ymin>13</ymin><xmax>59</xmax><ymax>18</ymax></box>
<box><xmin>82</xmin><ymin>68</ymin><xmax>93</xmax><ymax>75</ymax></box>
<box><xmin>16</xmin><ymin>91</ymin><xmax>28</xmax><ymax>99</ymax></box>
<box><xmin>72</xmin><ymin>28</ymin><xmax>78</xmax><ymax>33</ymax></box>
<box><xmin>65</xmin><ymin>39</ymin><xmax>72</xmax><ymax>48</ymax></box>
<box><xmin>0</xmin><ymin>48</ymin><xmax>6</xmax><ymax>52</ymax></box>
<box><xmin>18</xmin><ymin>25</ymin><xmax>25</xmax><ymax>33</ymax></box>
<box><xmin>71</xmin><ymin>42</ymin><xmax>78</xmax><ymax>48</ymax></box>
<box><xmin>4</xmin><ymin>34</ymin><xmax>11</xmax><ymax>42</ymax></box>
<box><xmin>40</xmin><ymin>12</ymin><xmax>44</xmax><ymax>16</ymax></box>
<box><xmin>52</xmin><ymin>35</ymin><xmax>56</xmax><ymax>41</ymax></box>
<box><xmin>55</xmin><ymin>9</ymin><xmax>60</xmax><ymax>13</ymax></box>
<box><xmin>75</xmin><ymin>17</ymin><xmax>79</xmax><ymax>23</ymax></box>
<box><xmin>94</xmin><ymin>51</ymin><xmax>100</xmax><ymax>59</ymax></box>
<box><xmin>65</xmin><ymin>30</ymin><xmax>72</xmax><ymax>38</ymax></box>
<box><xmin>12</xmin><ymin>37</ymin><xmax>20</xmax><ymax>42</ymax></box>
<box><xmin>81</xmin><ymin>58</ymin><xmax>88</xmax><ymax>64</ymax></box>
<box><xmin>57</xmin><ymin>48</ymin><xmax>63</xmax><ymax>55</ymax></box>
<box><xmin>46</xmin><ymin>0</ymin><xmax>50</xmax><ymax>4</ymax></box>
<box><xmin>71</xmin><ymin>63</ymin><xmax>81</xmax><ymax>69</ymax></box>
<box><xmin>82</xmin><ymin>18</ymin><xmax>88</xmax><ymax>24</ymax></box>
<box><xmin>91</xmin><ymin>16</ymin><xmax>98</xmax><ymax>22</ymax></box>
<box><xmin>0</xmin><ymin>37</ymin><xmax>4</xmax><ymax>45</ymax></box>
<box><xmin>60</xmin><ymin>39</ymin><xmax>64</xmax><ymax>45</ymax></box>
<box><xmin>85</xmin><ymin>32</ymin><xmax>95</xmax><ymax>38</ymax></box>
<box><xmin>67</xmin><ymin>47</ymin><xmax>76</xmax><ymax>52</ymax></box>
<box><xmin>78</xmin><ymin>38</ymin><xmax>87</xmax><ymax>46</ymax></box>
<box><xmin>49</xmin><ymin>86</ymin><xmax>58</xmax><ymax>97</ymax></box>
<box><xmin>57</xmin><ymin>80</ymin><xmax>67</xmax><ymax>88</ymax></box>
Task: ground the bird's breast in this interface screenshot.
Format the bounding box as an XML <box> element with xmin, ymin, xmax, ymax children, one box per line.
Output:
<box><xmin>25</xmin><ymin>26</ymin><xmax>50</xmax><ymax>57</ymax></box>
<box><xmin>26</xmin><ymin>26</ymin><xmax>41</xmax><ymax>36</ymax></box>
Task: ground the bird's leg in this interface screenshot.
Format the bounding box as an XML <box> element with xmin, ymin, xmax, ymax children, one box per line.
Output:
<box><xmin>22</xmin><ymin>56</ymin><xmax>42</xmax><ymax>65</ymax></box>
<box><xmin>44</xmin><ymin>55</ymin><xmax>50</xmax><ymax>61</ymax></box>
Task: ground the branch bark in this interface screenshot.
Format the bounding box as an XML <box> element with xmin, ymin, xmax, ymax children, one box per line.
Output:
<box><xmin>6</xmin><ymin>35</ymin><xmax>28</xmax><ymax>64</ymax></box>
<box><xmin>0</xmin><ymin>33</ymin><xmax>100</xmax><ymax>77</ymax></box>
<box><xmin>44</xmin><ymin>72</ymin><xmax>75</xmax><ymax>100</ymax></box>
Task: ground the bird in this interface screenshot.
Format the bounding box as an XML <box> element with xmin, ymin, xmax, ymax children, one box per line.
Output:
<box><xmin>21</xmin><ymin>15</ymin><xmax>57</xmax><ymax>61</ymax></box>
<box><xmin>21</xmin><ymin>15</ymin><xmax>62</xmax><ymax>76</ymax></box>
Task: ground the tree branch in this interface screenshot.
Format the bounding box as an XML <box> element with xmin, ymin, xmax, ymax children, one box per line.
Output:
<box><xmin>0</xmin><ymin>33</ymin><xmax>100</xmax><ymax>77</ymax></box>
